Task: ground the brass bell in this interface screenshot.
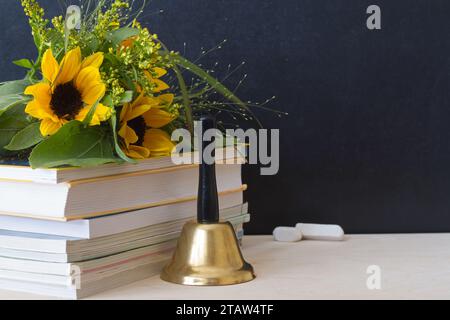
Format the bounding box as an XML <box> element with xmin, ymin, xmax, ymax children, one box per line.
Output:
<box><xmin>160</xmin><ymin>116</ymin><xmax>255</xmax><ymax>285</ymax></box>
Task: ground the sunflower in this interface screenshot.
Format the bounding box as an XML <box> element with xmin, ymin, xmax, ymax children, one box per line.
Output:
<box><xmin>119</xmin><ymin>93</ymin><xmax>176</xmax><ymax>159</ymax></box>
<box><xmin>24</xmin><ymin>47</ymin><xmax>111</xmax><ymax>136</ymax></box>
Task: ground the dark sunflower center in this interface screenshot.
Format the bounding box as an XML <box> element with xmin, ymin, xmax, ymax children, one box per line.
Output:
<box><xmin>128</xmin><ymin>116</ymin><xmax>147</xmax><ymax>146</ymax></box>
<box><xmin>50</xmin><ymin>82</ymin><xmax>84</xmax><ymax>120</ymax></box>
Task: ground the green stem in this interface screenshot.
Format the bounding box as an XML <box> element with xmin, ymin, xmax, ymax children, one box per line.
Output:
<box><xmin>173</xmin><ymin>63</ymin><xmax>194</xmax><ymax>136</ymax></box>
<box><xmin>26</xmin><ymin>48</ymin><xmax>43</xmax><ymax>81</ymax></box>
<box><xmin>157</xmin><ymin>40</ymin><xmax>194</xmax><ymax>136</ymax></box>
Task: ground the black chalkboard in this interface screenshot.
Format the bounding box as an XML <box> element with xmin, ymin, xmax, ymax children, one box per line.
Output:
<box><xmin>2</xmin><ymin>0</ymin><xmax>450</xmax><ymax>234</ymax></box>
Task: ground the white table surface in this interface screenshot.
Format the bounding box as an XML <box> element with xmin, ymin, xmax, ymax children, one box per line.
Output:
<box><xmin>0</xmin><ymin>234</ymin><xmax>449</xmax><ymax>300</ymax></box>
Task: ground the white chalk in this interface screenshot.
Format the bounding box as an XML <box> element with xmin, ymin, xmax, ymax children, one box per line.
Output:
<box><xmin>295</xmin><ymin>223</ymin><xmax>344</xmax><ymax>241</ymax></box>
<box><xmin>273</xmin><ymin>226</ymin><xmax>303</xmax><ymax>242</ymax></box>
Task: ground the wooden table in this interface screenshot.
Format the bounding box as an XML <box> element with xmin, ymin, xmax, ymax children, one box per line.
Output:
<box><xmin>0</xmin><ymin>234</ymin><xmax>449</xmax><ymax>300</ymax></box>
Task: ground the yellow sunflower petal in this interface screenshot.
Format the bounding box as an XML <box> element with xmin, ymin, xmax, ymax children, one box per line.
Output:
<box><xmin>138</xmin><ymin>96</ymin><xmax>161</xmax><ymax>108</ymax></box>
<box><xmin>24</xmin><ymin>83</ymin><xmax>56</xmax><ymax>121</ymax></box>
<box><xmin>24</xmin><ymin>83</ymin><xmax>52</xmax><ymax>106</ymax></box>
<box><xmin>144</xmin><ymin>70</ymin><xmax>169</xmax><ymax>93</ymax></box>
<box><xmin>41</xmin><ymin>49</ymin><xmax>59</xmax><ymax>84</ymax></box>
<box><xmin>130</xmin><ymin>92</ymin><xmax>145</xmax><ymax>108</ymax></box>
<box><xmin>120</xmin><ymin>103</ymin><xmax>131</xmax><ymax>122</ymax></box>
<box><xmin>157</xmin><ymin>94</ymin><xmax>174</xmax><ymax>108</ymax></box>
<box><xmin>93</xmin><ymin>103</ymin><xmax>112</xmax><ymax>122</ymax></box>
<box><xmin>81</xmin><ymin>52</ymin><xmax>104</xmax><ymax>69</ymax></box>
<box><xmin>142</xmin><ymin>129</ymin><xmax>175</xmax><ymax>155</ymax></box>
<box><xmin>120</xmin><ymin>37</ymin><xmax>136</xmax><ymax>50</ymax></box>
<box><xmin>74</xmin><ymin>106</ymin><xmax>103</xmax><ymax>126</ymax></box>
<box><xmin>89</xmin><ymin>115</ymin><xmax>101</xmax><ymax>126</ymax></box>
<box><xmin>153</xmin><ymin>67</ymin><xmax>167</xmax><ymax>78</ymax></box>
<box><xmin>75</xmin><ymin>103</ymin><xmax>112</xmax><ymax>126</ymax></box>
<box><xmin>118</xmin><ymin>124</ymin><xmax>139</xmax><ymax>146</ymax></box>
<box><xmin>75</xmin><ymin>66</ymin><xmax>101</xmax><ymax>91</ymax></box>
<box><xmin>74</xmin><ymin>106</ymin><xmax>91</xmax><ymax>123</ymax></box>
<box><xmin>25</xmin><ymin>100</ymin><xmax>53</xmax><ymax>120</ymax></box>
<box><xmin>143</xmin><ymin>108</ymin><xmax>175</xmax><ymax>128</ymax></box>
<box><xmin>152</xmin><ymin>79</ymin><xmax>170</xmax><ymax>93</ymax></box>
<box><xmin>126</xmin><ymin>145</ymin><xmax>150</xmax><ymax>159</ymax></box>
<box><xmin>75</xmin><ymin>67</ymin><xmax>105</xmax><ymax>105</ymax></box>
<box><xmin>40</xmin><ymin>118</ymin><xmax>62</xmax><ymax>136</ymax></box>
<box><xmin>135</xmin><ymin>83</ymin><xmax>143</xmax><ymax>93</ymax></box>
<box><xmin>24</xmin><ymin>100</ymin><xmax>43</xmax><ymax>119</ymax></box>
<box><xmin>81</xmin><ymin>83</ymin><xmax>106</xmax><ymax>105</ymax></box>
<box><xmin>144</xmin><ymin>70</ymin><xmax>151</xmax><ymax>80</ymax></box>
<box><xmin>126</xmin><ymin>104</ymin><xmax>152</xmax><ymax>122</ymax></box>
<box><xmin>55</xmin><ymin>47</ymin><xmax>82</xmax><ymax>85</ymax></box>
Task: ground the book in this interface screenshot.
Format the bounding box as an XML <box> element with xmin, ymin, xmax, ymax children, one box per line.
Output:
<box><xmin>0</xmin><ymin>163</ymin><xmax>244</xmax><ymax>220</ymax></box>
<box><xmin>0</xmin><ymin>208</ymin><xmax>249</xmax><ymax>262</ymax></box>
<box><xmin>0</xmin><ymin>259</ymin><xmax>169</xmax><ymax>299</ymax></box>
<box><xmin>0</xmin><ymin>191</ymin><xmax>244</xmax><ymax>238</ymax></box>
<box><xmin>0</xmin><ymin>239</ymin><xmax>176</xmax><ymax>276</ymax></box>
<box><xmin>0</xmin><ymin>147</ymin><xmax>242</xmax><ymax>184</ymax></box>
<box><xmin>0</xmin><ymin>223</ymin><xmax>246</xmax><ymax>299</ymax></box>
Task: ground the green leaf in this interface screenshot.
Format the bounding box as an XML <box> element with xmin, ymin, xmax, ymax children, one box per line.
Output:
<box><xmin>109</xmin><ymin>114</ymin><xmax>136</xmax><ymax>163</ymax></box>
<box><xmin>119</xmin><ymin>91</ymin><xmax>134</xmax><ymax>104</ymax></box>
<box><xmin>82</xmin><ymin>99</ymin><xmax>100</xmax><ymax>126</ymax></box>
<box><xmin>121</xmin><ymin>73</ymin><xmax>137</xmax><ymax>93</ymax></box>
<box><xmin>0</xmin><ymin>105</ymin><xmax>30</xmax><ymax>155</ymax></box>
<box><xmin>13</xmin><ymin>59</ymin><xmax>34</xmax><ymax>69</ymax></box>
<box><xmin>5</xmin><ymin>122</ymin><xmax>43</xmax><ymax>151</ymax></box>
<box><xmin>0</xmin><ymin>95</ymin><xmax>30</xmax><ymax>117</ymax></box>
<box><xmin>0</xmin><ymin>79</ymin><xmax>30</xmax><ymax>96</ymax></box>
<box><xmin>105</xmin><ymin>28</ymin><xmax>139</xmax><ymax>46</ymax></box>
<box><xmin>171</xmin><ymin>63</ymin><xmax>193</xmax><ymax>136</ymax></box>
<box><xmin>32</xmin><ymin>31</ymin><xmax>42</xmax><ymax>50</ymax></box>
<box><xmin>88</xmin><ymin>36</ymin><xmax>100</xmax><ymax>52</ymax></box>
<box><xmin>166</xmin><ymin>52</ymin><xmax>262</xmax><ymax>128</ymax></box>
<box><xmin>103</xmin><ymin>53</ymin><xmax>120</xmax><ymax>67</ymax></box>
<box><xmin>102</xmin><ymin>94</ymin><xmax>113</xmax><ymax>107</ymax></box>
<box><xmin>29</xmin><ymin>121</ymin><xmax>121</xmax><ymax>169</ymax></box>
<box><xmin>46</xmin><ymin>29</ymin><xmax>64</xmax><ymax>45</ymax></box>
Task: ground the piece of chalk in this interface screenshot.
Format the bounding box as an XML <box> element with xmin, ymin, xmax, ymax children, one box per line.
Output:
<box><xmin>273</xmin><ymin>226</ymin><xmax>303</xmax><ymax>242</ymax></box>
<box><xmin>295</xmin><ymin>223</ymin><xmax>344</xmax><ymax>241</ymax></box>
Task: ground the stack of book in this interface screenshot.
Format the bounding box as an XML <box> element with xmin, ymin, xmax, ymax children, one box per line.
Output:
<box><xmin>0</xmin><ymin>147</ymin><xmax>249</xmax><ymax>299</ymax></box>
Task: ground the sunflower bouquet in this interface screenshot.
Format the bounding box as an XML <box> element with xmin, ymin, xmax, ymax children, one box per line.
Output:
<box><xmin>0</xmin><ymin>0</ymin><xmax>254</xmax><ymax>168</ymax></box>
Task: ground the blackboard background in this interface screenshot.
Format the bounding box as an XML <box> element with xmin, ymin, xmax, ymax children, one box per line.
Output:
<box><xmin>2</xmin><ymin>0</ymin><xmax>450</xmax><ymax>234</ymax></box>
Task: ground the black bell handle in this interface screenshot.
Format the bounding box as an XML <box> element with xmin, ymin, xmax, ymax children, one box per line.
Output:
<box><xmin>197</xmin><ymin>116</ymin><xmax>220</xmax><ymax>224</ymax></box>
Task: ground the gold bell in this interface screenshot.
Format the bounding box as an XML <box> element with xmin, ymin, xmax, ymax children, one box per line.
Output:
<box><xmin>160</xmin><ymin>221</ymin><xmax>255</xmax><ymax>285</ymax></box>
<box><xmin>161</xmin><ymin>116</ymin><xmax>255</xmax><ymax>286</ymax></box>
